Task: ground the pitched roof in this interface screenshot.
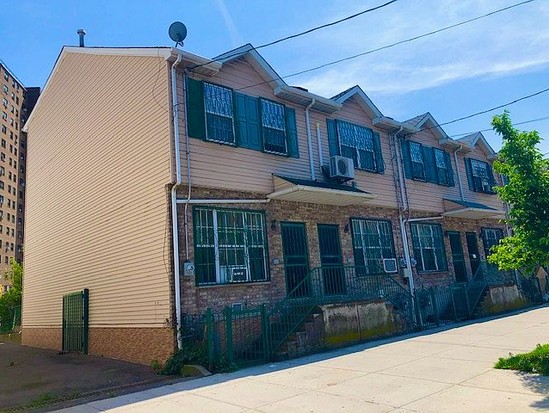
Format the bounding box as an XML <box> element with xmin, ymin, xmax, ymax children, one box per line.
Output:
<box><xmin>214</xmin><ymin>44</ymin><xmax>339</xmax><ymax>113</ymax></box>
<box><xmin>330</xmin><ymin>85</ymin><xmax>383</xmax><ymax>119</ymax></box>
<box><xmin>457</xmin><ymin>132</ymin><xmax>497</xmax><ymax>156</ymax></box>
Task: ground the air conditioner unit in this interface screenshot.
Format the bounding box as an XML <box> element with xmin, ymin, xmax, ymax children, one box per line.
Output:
<box><xmin>229</xmin><ymin>267</ymin><xmax>248</xmax><ymax>283</ymax></box>
<box><xmin>329</xmin><ymin>156</ymin><xmax>355</xmax><ymax>180</ymax></box>
<box><xmin>383</xmin><ymin>258</ymin><xmax>398</xmax><ymax>273</ymax></box>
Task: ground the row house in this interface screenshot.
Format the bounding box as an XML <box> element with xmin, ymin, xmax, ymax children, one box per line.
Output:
<box><xmin>22</xmin><ymin>44</ymin><xmax>506</xmax><ymax>364</ymax></box>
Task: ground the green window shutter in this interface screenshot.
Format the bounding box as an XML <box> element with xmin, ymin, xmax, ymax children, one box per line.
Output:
<box><xmin>464</xmin><ymin>158</ymin><xmax>475</xmax><ymax>191</ymax></box>
<box><xmin>444</xmin><ymin>151</ymin><xmax>455</xmax><ymax>187</ymax></box>
<box><xmin>326</xmin><ymin>119</ymin><xmax>339</xmax><ymax>157</ymax></box>
<box><xmin>185</xmin><ymin>77</ymin><xmax>206</xmax><ymax>140</ymax></box>
<box><xmin>423</xmin><ymin>146</ymin><xmax>437</xmax><ymax>183</ymax></box>
<box><xmin>235</xmin><ymin>93</ymin><xmax>261</xmax><ymax>150</ymax></box>
<box><xmin>373</xmin><ymin>131</ymin><xmax>384</xmax><ymax>174</ymax></box>
<box><xmin>285</xmin><ymin>107</ymin><xmax>299</xmax><ymax>158</ymax></box>
<box><xmin>487</xmin><ymin>163</ymin><xmax>496</xmax><ymax>193</ymax></box>
<box><xmin>401</xmin><ymin>140</ymin><xmax>413</xmax><ymax>179</ymax></box>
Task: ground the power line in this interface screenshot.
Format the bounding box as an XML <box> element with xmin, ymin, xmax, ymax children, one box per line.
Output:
<box><xmin>401</xmin><ymin>86</ymin><xmax>549</xmax><ymax>139</ymax></box>
<box><xmin>231</xmin><ymin>0</ymin><xmax>534</xmax><ymax>92</ymax></box>
<box><xmin>258</xmin><ymin>0</ymin><xmax>399</xmax><ymax>49</ymax></box>
<box><xmin>450</xmin><ymin>115</ymin><xmax>549</xmax><ymax>138</ymax></box>
<box><xmin>439</xmin><ymin>86</ymin><xmax>549</xmax><ymax>128</ymax></box>
<box><xmin>188</xmin><ymin>0</ymin><xmax>399</xmax><ymax>71</ymax></box>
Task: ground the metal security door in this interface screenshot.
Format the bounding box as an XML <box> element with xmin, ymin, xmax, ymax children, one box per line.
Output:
<box><xmin>448</xmin><ymin>232</ymin><xmax>467</xmax><ymax>283</ymax></box>
<box><xmin>281</xmin><ymin>223</ymin><xmax>310</xmax><ymax>298</ymax></box>
<box><xmin>317</xmin><ymin>224</ymin><xmax>346</xmax><ymax>295</ymax></box>
<box><xmin>466</xmin><ymin>232</ymin><xmax>481</xmax><ymax>276</ymax></box>
<box><xmin>62</xmin><ymin>289</ymin><xmax>89</xmax><ymax>354</ymax></box>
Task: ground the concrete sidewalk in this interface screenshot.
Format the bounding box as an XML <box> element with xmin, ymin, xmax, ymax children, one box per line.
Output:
<box><xmin>57</xmin><ymin>307</ymin><xmax>549</xmax><ymax>412</ymax></box>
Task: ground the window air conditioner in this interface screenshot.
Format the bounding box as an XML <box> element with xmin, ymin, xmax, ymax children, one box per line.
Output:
<box><xmin>229</xmin><ymin>267</ymin><xmax>248</xmax><ymax>283</ymax></box>
<box><xmin>383</xmin><ymin>258</ymin><xmax>398</xmax><ymax>273</ymax></box>
<box><xmin>329</xmin><ymin>156</ymin><xmax>355</xmax><ymax>180</ymax></box>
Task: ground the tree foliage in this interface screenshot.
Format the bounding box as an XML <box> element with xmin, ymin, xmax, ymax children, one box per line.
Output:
<box><xmin>0</xmin><ymin>259</ymin><xmax>23</xmax><ymax>330</ymax></box>
<box><xmin>489</xmin><ymin>111</ymin><xmax>549</xmax><ymax>272</ymax></box>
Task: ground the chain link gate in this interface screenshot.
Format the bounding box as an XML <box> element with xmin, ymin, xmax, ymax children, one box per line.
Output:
<box><xmin>62</xmin><ymin>289</ymin><xmax>89</xmax><ymax>354</ymax></box>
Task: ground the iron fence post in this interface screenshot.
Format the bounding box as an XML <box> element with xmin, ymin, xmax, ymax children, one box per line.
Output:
<box><xmin>206</xmin><ymin>308</ymin><xmax>214</xmax><ymax>370</ymax></box>
<box><xmin>260</xmin><ymin>304</ymin><xmax>270</xmax><ymax>361</ymax></box>
<box><xmin>224</xmin><ymin>306</ymin><xmax>234</xmax><ymax>366</ymax></box>
<box><xmin>450</xmin><ymin>286</ymin><xmax>458</xmax><ymax>321</ymax></box>
<box><xmin>430</xmin><ymin>288</ymin><xmax>440</xmax><ymax>327</ymax></box>
<box><xmin>464</xmin><ymin>285</ymin><xmax>472</xmax><ymax>319</ymax></box>
<box><xmin>82</xmin><ymin>289</ymin><xmax>89</xmax><ymax>354</ymax></box>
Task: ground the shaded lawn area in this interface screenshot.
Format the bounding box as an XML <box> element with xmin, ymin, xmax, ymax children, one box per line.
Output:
<box><xmin>0</xmin><ymin>335</ymin><xmax>180</xmax><ymax>412</ymax></box>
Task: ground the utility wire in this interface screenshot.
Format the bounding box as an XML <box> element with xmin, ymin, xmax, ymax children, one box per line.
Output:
<box><xmin>187</xmin><ymin>0</ymin><xmax>399</xmax><ymax>71</ymax></box>
<box><xmin>404</xmin><ymin>86</ymin><xmax>549</xmax><ymax>138</ymax></box>
<box><xmin>450</xmin><ymin>115</ymin><xmax>549</xmax><ymax>138</ymax></box>
<box><xmin>229</xmin><ymin>0</ymin><xmax>534</xmax><ymax>92</ymax></box>
<box><xmin>439</xmin><ymin>86</ymin><xmax>549</xmax><ymax>127</ymax></box>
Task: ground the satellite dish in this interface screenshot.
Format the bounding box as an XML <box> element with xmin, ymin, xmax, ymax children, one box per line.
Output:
<box><xmin>169</xmin><ymin>22</ymin><xmax>187</xmax><ymax>46</ymax></box>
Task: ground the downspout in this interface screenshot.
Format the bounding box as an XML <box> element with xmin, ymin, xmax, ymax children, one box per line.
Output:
<box><xmin>454</xmin><ymin>145</ymin><xmax>465</xmax><ymax>200</ymax></box>
<box><xmin>170</xmin><ymin>53</ymin><xmax>183</xmax><ymax>350</ymax></box>
<box><xmin>316</xmin><ymin>123</ymin><xmax>324</xmax><ymax>167</ymax></box>
<box><xmin>394</xmin><ymin>127</ymin><xmax>420</xmax><ymax>324</ymax></box>
<box><xmin>305</xmin><ymin>99</ymin><xmax>316</xmax><ymax>180</ymax></box>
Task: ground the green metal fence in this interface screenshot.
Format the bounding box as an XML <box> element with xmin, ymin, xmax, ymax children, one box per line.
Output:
<box><xmin>62</xmin><ymin>289</ymin><xmax>89</xmax><ymax>354</ymax></box>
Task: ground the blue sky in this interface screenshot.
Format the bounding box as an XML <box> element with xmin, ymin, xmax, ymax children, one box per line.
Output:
<box><xmin>2</xmin><ymin>0</ymin><xmax>548</xmax><ymax>153</ymax></box>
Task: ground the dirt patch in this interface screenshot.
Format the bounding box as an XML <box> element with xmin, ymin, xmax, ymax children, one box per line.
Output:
<box><xmin>0</xmin><ymin>336</ymin><xmax>181</xmax><ymax>412</ymax></box>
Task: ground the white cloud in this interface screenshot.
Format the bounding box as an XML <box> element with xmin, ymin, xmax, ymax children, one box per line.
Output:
<box><xmin>276</xmin><ymin>0</ymin><xmax>549</xmax><ymax>97</ymax></box>
<box><xmin>214</xmin><ymin>0</ymin><xmax>243</xmax><ymax>47</ymax></box>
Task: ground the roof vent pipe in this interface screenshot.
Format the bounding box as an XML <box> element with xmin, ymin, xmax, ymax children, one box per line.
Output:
<box><xmin>77</xmin><ymin>29</ymin><xmax>86</xmax><ymax>47</ymax></box>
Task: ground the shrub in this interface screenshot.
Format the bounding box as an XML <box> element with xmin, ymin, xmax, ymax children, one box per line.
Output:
<box><xmin>495</xmin><ymin>343</ymin><xmax>549</xmax><ymax>375</ymax></box>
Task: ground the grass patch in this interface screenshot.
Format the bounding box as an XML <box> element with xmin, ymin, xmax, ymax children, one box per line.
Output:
<box><xmin>495</xmin><ymin>343</ymin><xmax>549</xmax><ymax>375</ymax></box>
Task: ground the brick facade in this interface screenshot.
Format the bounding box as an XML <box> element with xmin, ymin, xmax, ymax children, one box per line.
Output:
<box><xmin>22</xmin><ymin>327</ymin><xmax>175</xmax><ymax>366</ymax></box>
<box><xmin>177</xmin><ymin>186</ymin><xmax>506</xmax><ymax>315</ymax></box>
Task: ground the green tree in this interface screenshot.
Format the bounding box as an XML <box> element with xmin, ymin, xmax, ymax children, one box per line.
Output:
<box><xmin>489</xmin><ymin>111</ymin><xmax>549</xmax><ymax>272</ymax></box>
<box><xmin>0</xmin><ymin>259</ymin><xmax>22</xmax><ymax>331</ymax></box>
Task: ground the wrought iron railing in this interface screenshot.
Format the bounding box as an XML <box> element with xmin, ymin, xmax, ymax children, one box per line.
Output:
<box><xmin>267</xmin><ymin>266</ymin><xmax>415</xmax><ymax>357</ymax></box>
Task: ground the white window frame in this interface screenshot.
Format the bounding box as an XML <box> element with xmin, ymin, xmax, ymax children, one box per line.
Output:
<box><xmin>195</xmin><ymin>208</ymin><xmax>268</xmax><ymax>285</ymax></box>
<box><xmin>203</xmin><ymin>82</ymin><xmax>236</xmax><ymax>145</ymax></box>
<box><xmin>260</xmin><ymin>99</ymin><xmax>287</xmax><ymax>155</ymax></box>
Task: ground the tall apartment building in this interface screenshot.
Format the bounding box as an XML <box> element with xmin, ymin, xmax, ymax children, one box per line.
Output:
<box><xmin>0</xmin><ymin>60</ymin><xmax>36</xmax><ymax>292</ymax></box>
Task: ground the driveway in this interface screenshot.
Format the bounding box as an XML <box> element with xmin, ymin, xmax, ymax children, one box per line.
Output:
<box><xmin>56</xmin><ymin>306</ymin><xmax>549</xmax><ymax>413</ymax></box>
<box><xmin>0</xmin><ymin>334</ymin><xmax>177</xmax><ymax>412</ymax></box>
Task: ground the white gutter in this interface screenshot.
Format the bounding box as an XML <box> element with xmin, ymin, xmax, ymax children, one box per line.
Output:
<box><xmin>182</xmin><ymin>70</ymin><xmax>192</xmax><ymax>262</ymax></box>
<box><xmin>305</xmin><ymin>99</ymin><xmax>316</xmax><ymax>180</ymax></box>
<box><xmin>454</xmin><ymin>145</ymin><xmax>465</xmax><ymax>200</ymax></box>
<box><xmin>393</xmin><ymin>127</ymin><xmax>418</xmax><ymax>322</ymax></box>
<box><xmin>169</xmin><ymin>54</ymin><xmax>183</xmax><ymax>350</ymax></box>
<box><xmin>316</xmin><ymin>123</ymin><xmax>324</xmax><ymax>168</ymax></box>
<box><xmin>394</xmin><ymin>129</ymin><xmax>407</xmax><ymax>212</ymax></box>
<box><xmin>177</xmin><ymin>198</ymin><xmax>270</xmax><ymax>205</ymax></box>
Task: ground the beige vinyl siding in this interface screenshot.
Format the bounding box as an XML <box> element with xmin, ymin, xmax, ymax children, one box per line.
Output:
<box><xmin>23</xmin><ymin>52</ymin><xmax>173</xmax><ymax>328</ymax></box>
<box><xmin>178</xmin><ymin>57</ymin><xmax>312</xmax><ymax>194</ymax></box>
<box><xmin>405</xmin><ymin>128</ymin><xmax>462</xmax><ymax>213</ymax></box>
<box><xmin>458</xmin><ymin>145</ymin><xmax>505</xmax><ymax>211</ymax></box>
<box><xmin>319</xmin><ymin>98</ymin><xmax>399</xmax><ymax>208</ymax></box>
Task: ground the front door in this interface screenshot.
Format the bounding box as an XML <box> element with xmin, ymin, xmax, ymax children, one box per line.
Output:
<box><xmin>448</xmin><ymin>231</ymin><xmax>468</xmax><ymax>283</ymax></box>
<box><xmin>466</xmin><ymin>232</ymin><xmax>481</xmax><ymax>276</ymax></box>
<box><xmin>317</xmin><ymin>224</ymin><xmax>346</xmax><ymax>295</ymax></box>
<box><xmin>281</xmin><ymin>222</ymin><xmax>310</xmax><ymax>297</ymax></box>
